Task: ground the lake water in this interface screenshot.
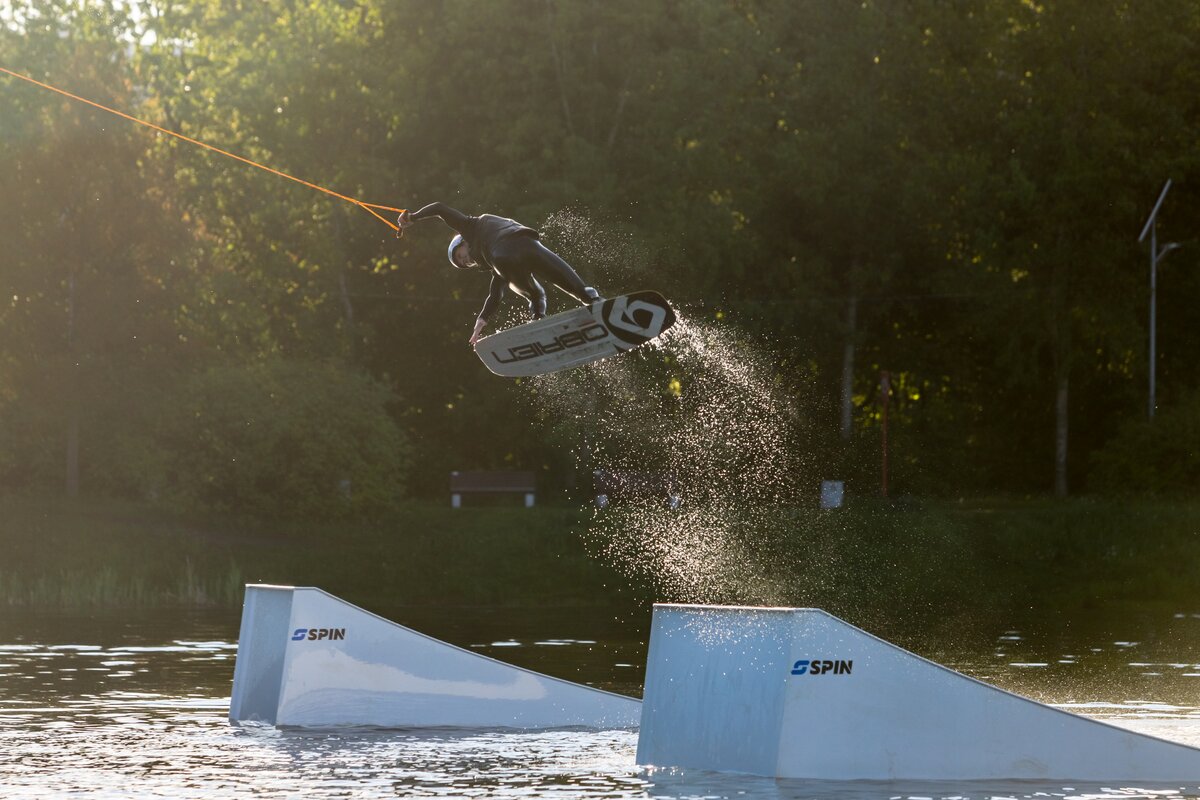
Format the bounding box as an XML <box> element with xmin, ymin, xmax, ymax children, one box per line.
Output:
<box><xmin>3</xmin><ymin>603</ymin><xmax>1200</xmax><ymax>798</ymax></box>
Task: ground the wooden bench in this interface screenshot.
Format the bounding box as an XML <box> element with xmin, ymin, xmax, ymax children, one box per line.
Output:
<box><xmin>593</xmin><ymin>469</ymin><xmax>681</xmax><ymax>510</ymax></box>
<box><xmin>449</xmin><ymin>470</ymin><xmax>536</xmax><ymax>508</ymax></box>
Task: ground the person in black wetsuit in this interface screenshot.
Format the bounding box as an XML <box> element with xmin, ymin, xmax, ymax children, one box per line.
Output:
<box><xmin>398</xmin><ymin>203</ymin><xmax>601</xmax><ymax>345</ymax></box>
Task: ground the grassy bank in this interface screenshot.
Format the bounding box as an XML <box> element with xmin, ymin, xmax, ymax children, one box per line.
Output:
<box><xmin>765</xmin><ymin>497</ymin><xmax>1200</xmax><ymax>630</ymax></box>
<box><xmin>3</xmin><ymin>493</ymin><xmax>1200</xmax><ymax>617</ymax></box>
<box><xmin>0</xmin><ymin>494</ymin><xmax>635</xmax><ymax>610</ymax></box>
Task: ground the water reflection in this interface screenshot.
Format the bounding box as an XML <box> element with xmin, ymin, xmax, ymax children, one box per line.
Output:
<box><xmin>1</xmin><ymin>607</ymin><xmax>1200</xmax><ymax>797</ymax></box>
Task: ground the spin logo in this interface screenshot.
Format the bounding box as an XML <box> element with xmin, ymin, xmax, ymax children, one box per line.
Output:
<box><xmin>790</xmin><ymin>659</ymin><xmax>853</xmax><ymax>676</ymax></box>
<box><xmin>291</xmin><ymin>627</ymin><xmax>347</xmax><ymax>642</ymax></box>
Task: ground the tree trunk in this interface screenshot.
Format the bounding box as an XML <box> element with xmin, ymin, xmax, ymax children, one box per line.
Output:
<box><xmin>1054</xmin><ymin>369</ymin><xmax>1069</xmax><ymax>497</ymax></box>
<box><xmin>339</xmin><ymin>271</ymin><xmax>355</xmax><ymax>330</ymax></box>
<box><xmin>66</xmin><ymin>272</ymin><xmax>79</xmax><ymax>498</ymax></box>
<box><xmin>545</xmin><ymin>1</ymin><xmax>574</xmax><ymax>137</ymax></box>
<box><xmin>840</xmin><ymin>295</ymin><xmax>858</xmax><ymax>441</ymax></box>
<box><xmin>66</xmin><ymin>408</ymin><xmax>80</xmax><ymax>499</ymax></box>
<box><xmin>1050</xmin><ymin>236</ymin><xmax>1071</xmax><ymax>498</ymax></box>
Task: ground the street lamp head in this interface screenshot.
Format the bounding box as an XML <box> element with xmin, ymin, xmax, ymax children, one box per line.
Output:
<box><xmin>1139</xmin><ymin>179</ymin><xmax>1174</xmax><ymax>243</ymax></box>
<box><xmin>1159</xmin><ymin>242</ymin><xmax>1183</xmax><ymax>261</ymax></box>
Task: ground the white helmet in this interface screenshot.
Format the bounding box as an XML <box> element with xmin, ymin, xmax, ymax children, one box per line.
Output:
<box><xmin>447</xmin><ymin>234</ymin><xmax>472</xmax><ymax>269</ymax></box>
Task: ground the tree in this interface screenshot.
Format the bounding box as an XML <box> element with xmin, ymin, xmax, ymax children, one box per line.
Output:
<box><xmin>0</xmin><ymin>1</ymin><xmax>196</xmax><ymax>494</ymax></box>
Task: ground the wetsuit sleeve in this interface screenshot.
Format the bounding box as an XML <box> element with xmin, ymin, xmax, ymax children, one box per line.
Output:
<box><xmin>408</xmin><ymin>202</ymin><xmax>472</xmax><ymax>234</ymax></box>
<box><xmin>479</xmin><ymin>274</ymin><xmax>506</xmax><ymax>322</ymax></box>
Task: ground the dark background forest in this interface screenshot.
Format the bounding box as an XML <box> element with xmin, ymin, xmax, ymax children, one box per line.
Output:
<box><xmin>4</xmin><ymin>0</ymin><xmax>1200</xmax><ymax>519</ymax></box>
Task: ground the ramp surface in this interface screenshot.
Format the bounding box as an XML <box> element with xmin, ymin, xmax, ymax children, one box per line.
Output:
<box><xmin>229</xmin><ymin>585</ymin><xmax>641</xmax><ymax>729</ymax></box>
<box><xmin>636</xmin><ymin>604</ymin><xmax>1200</xmax><ymax>781</ymax></box>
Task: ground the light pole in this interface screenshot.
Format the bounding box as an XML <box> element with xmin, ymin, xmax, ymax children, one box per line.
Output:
<box><xmin>1138</xmin><ymin>180</ymin><xmax>1180</xmax><ymax>420</ymax></box>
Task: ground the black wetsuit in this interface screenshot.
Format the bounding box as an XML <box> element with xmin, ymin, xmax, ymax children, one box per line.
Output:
<box><xmin>408</xmin><ymin>202</ymin><xmax>600</xmax><ymax>321</ymax></box>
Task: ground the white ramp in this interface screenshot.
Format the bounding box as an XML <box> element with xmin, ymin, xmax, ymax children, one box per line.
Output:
<box><xmin>636</xmin><ymin>604</ymin><xmax>1200</xmax><ymax>781</ymax></box>
<box><xmin>229</xmin><ymin>585</ymin><xmax>641</xmax><ymax>729</ymax></box>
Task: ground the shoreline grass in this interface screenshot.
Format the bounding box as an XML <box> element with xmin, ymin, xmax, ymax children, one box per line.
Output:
<box><xmin>0</xmin><ymin>493</ymin><xmax>634</xmax><ymax>610</ymax></box>
<box><xmin>3</xmin><ymin>492</ymin><xmax>1200</xmax><ymax>618</ymax></box>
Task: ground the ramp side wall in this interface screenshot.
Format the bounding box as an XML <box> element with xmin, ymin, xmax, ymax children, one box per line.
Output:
<box><xmin>228</xmin><ymin>585</ymin><xmax>295</xmax><ymax>724</ymax></box>
<box><xmin>637</xmin><ymin>606</ymin><xmax>790</xmax><ymax>775</ymax></box>
<box><xmin>639</xmin><ymin>605</ymin><xmax>1200</xmax><ymax>782</ymax></box>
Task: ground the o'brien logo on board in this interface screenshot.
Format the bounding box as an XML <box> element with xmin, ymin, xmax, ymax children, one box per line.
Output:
<box><xmin>291</xmin><ymin>627</ymin><xmax>346</xmax><ymax>642</ymax></box>
<box><xmin>493</xmin><ymin>324</ymin><xmax>609</xmax><ymax>364</ymax></box>
<box><xmin>790</xmin><ymin>658</ymin><xmax>853</xmax><ymax>676</ymax></box>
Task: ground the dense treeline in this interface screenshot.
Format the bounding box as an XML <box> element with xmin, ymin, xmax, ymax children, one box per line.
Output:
<box><xmin>3</xmin><ymin>0</ymin><xmax>1200</xmax><ymax>515</ymax></box>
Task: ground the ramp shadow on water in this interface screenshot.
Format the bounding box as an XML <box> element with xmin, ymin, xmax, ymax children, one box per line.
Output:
<box><xmin>3</xmin><ymin>607</ymin><xmax>1200</xmax><ymax>798</ymax></box>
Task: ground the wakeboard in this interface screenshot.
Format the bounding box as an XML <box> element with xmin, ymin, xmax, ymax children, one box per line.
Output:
<box><xmin>474</xmin><ymin>290</ymin><xmax>676</xmax><ymax>378</ymax></box>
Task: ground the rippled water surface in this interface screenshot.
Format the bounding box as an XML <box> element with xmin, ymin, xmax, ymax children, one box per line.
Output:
<box><xmin>5</xmin><ymin>605</ymin><xmax>1200</xmax><ymax>798</ymax></box>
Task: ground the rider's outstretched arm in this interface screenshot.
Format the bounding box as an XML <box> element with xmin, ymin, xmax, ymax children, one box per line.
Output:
<box><xmin>406</xmin><ymin>202</ymin><xmax>471</xmax><ymax>233</ymax></box>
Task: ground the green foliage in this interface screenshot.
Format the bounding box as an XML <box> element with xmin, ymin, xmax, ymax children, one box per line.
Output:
<box><xmin>4</xmin><ymin>0</ymin><xmax>1200</xmax><ymax>505</ymax></box>
<box><xmin>143</xmin><ymin>359</ymin><xmax>412</xmax><ymax>518</ymax></box>
<box><xmin>1090</xmin><ymin>395</ymin><xmax>1200</xmax><ymax>496</ymax></box>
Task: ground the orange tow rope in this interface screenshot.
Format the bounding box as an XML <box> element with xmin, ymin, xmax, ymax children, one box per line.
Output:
<box><xmin>0</xmin><ymin>66</ymin><xmax>404</xmax><ymax>231</ymax></box>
